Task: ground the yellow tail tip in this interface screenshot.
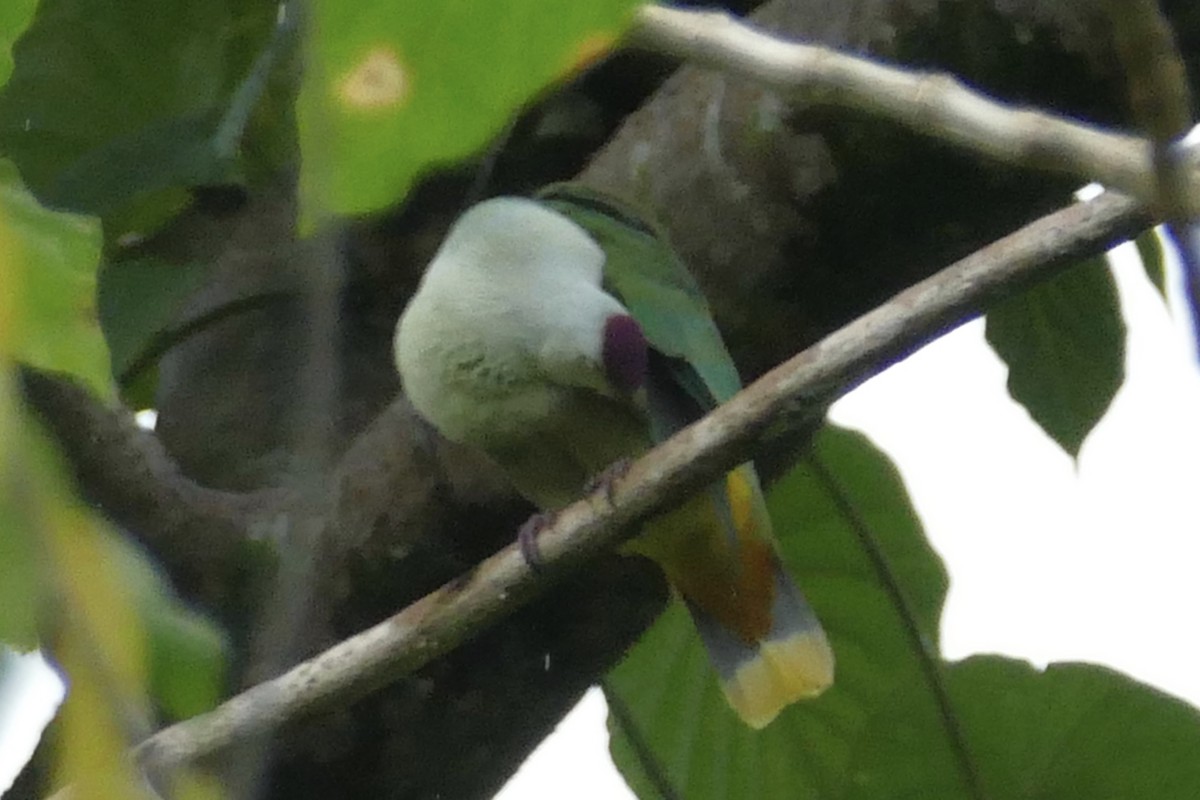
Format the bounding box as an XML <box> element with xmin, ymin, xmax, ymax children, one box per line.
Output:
<box><xmin>720</xmin><ymin>631</ymin><xmax>835</xmax><ymax>729</ymax></box>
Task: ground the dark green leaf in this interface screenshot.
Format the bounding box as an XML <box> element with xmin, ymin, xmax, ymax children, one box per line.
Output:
<box><xmin>1135</xmin><ymin>228</ymin><xmax>1168</xmax><ymax>301</ymax></box>
<box><xmin>846</xmin><ymin>656</ymin><xmax>1200</xmax><ymax>800</ymax></box>
<box><xmin>0</xmin><ymin>0</ymin><xmax>281</xmax><ymax>217</ymax></box>
<box><xmin>985</xmin><ymin>256</ymin><xmax>1125</xmax><ymax>457</ymax></box>
<box><xmin>607</xmin><ymin>425</ymin><xmax>947</xmax><ymax>799</ymax></box>
<box><xmin>45</xmin><ymin>113</ymin><xmax>233</xmax><ymax>217</ymax></box>
<box><xmin>297</xmin><ymin>2</ymin><xmax>642</xmax><ymax>220</ymax></box>
<box><xmin>98</xmin><ymin>257</ymin><xmax>212</xmax><ymax>404</ymax></box>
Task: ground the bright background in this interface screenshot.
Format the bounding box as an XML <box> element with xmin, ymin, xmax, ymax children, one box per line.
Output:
<box><xmin>2</xmin><ymin>230</ymin><xmax>1197</xmax><ymax>798</ymax></box>
<box><xmin>498</xmin><ymin>234</ymin><xmax>1200</xmax><ymax>798</ymax></box>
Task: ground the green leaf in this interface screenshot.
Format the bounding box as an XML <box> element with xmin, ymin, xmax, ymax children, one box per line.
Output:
<box><xmin>46</xmin><ymin>507</ymin><xmax>153</xmax><ymax>800</ymax></box>
<box><xmin>1135</xmin><ymin>228</ymin><xmax>1168</xmax><ymax>302</ymax></box>
<box><xmin>0</xmin><ymin>397</ymin><xmax>154</xmax><ymax>796</ymax></box>
<box><xmin>607</xmin><ymin>425</ymin><xmax>948</xmax><ymax>799</ymax></box>
<box><xmin>298</xmin><ymin>2</ymin><xmax>641</xmax><ymax>220</ymax></box>
<box><xmin>0</xmin><ymin>0</ymin><xmax>281</xmax><ymax>217</ymax></box>
<box><xmin>985</xmin><ymin>256</ymin><xmax>1125</xmax><ymax>457</ymax></box>
<box><xmin>846</xmin><ymin>656</ymin><xmax>1200</xmax><ymax>799</ymax></box>
<box><xmin>98</xmin><ymin>257</ymin><xmax>213</xmax><ymax>406</ymax></box>
<box><xmin>0</xmin><ymin>159</ymin><xmax>108</xmax><ymax>397</ymax></box>
<box><xmin>0</xmin><ymin>0</ymin><xmax>36</xmax><ymax>87</ymax></box>
<box><xmin>0</xmin><ymin>384</ymin><xmax>40</xmax><ymax>650</ymax></box>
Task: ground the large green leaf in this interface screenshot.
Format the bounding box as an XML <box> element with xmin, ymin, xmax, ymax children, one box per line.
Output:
<box><xmin>985</xmin><ymin>256</ymin><xmax>1125</xmax><ymax>457</ymax></box>
<box><xmin>607</xmin><ymin>424</ymin><xmax>1200</xmax><ymax>799</ymax></box>
<box><xmin>846</xmin><ymin>656</ymin><xmax>1200</xmax><ymax>799</ymax></box>
<box><xmin>0</xmin><ymin>0</ymin><xmax>282</xmax><ymax>218</ymax></box>
<box><xmin>607</xmin><ymin>425</ymin><xmax>948</xmax><ymax>799</ymax></box>
<box><xmin>298</xmin><ymin>2</ymin><xmax>642</xmax><ymax>220</ymax></box>
<box><xmin>0</xmin><ymin>160</ymin><xmax>107</xmax><ymax>396</ymax></box>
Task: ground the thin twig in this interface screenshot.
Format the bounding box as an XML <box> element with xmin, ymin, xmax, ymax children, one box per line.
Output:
<box><xmin>1104</xmin><ymin>2</ymin><xmax>1192</xmax><ymax>137</ymax></box>
<box><xmin>804</xmin><ymin>454</ymin><xmax>984</xmax><ymax>800</ymax></box>
<box><xmin>628</xmin><ymin>5</ymin><xmax>1182</xmax><ymax>206</ymax></box>
<box><xmin>1102</xmin><ymin>0</ymin><xmax>1200</xmax><ymax>353</ymax></box>
<box><xmin>133</xmin><ymin>189</ymin><xmax>1152</xmax><ymax>774</ymax></box>
<box><xmin>1103</xmin><ymin>0</ymin><xmax>1195</xmax><ymax>214</ymax></box>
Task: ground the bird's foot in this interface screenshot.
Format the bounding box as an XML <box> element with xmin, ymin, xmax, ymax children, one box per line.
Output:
<box><xmin>584</xmin><ymin>458</ymin><xmax>633</xmax><ymax>508</ymax></box>
<box><xmin>518</xmin><ymin>511</ymin><xmax>557</xmax><ymax>571</ymax></box>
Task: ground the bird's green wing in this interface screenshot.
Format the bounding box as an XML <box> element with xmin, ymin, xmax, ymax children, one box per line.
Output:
<box><xmin>536</xmin><ymin>183</ymin><xmax>743</xmax><ymax>411</ymax></box>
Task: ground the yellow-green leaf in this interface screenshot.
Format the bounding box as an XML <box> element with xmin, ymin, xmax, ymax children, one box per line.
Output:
<box><xmin>0</xmin><ymin>160</ymin><xmax>108</xmax><ymax>397</ymax></box>
<box><xmin>298</xmin><ymin>2</ymin><xmax>642</xmax><ymax>220</ymax></box>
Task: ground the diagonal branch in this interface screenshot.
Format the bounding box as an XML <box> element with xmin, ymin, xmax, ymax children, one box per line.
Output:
<box><xmin>18</xmin><ymin>367</ymin><xmax>443</xmax><ymax>621</ymax></box>
<box><xmin>133</xmin><ymin>188</ymin><xmax>1152</xmax><ymax>774</ymax></box>
<box><xmin>628</xmin><ymin>4</ymin><xmax>1186</xmax><ymax>206</ymax></box>
<box><xmin>18</xmin><ymin>367</ymin><xmax>287</xmax><ymax>606</ymax></box>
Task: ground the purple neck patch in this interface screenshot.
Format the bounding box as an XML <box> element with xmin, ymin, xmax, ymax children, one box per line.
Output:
<box><xmin>602</xmin><ymin>314</ymin><xmax>648</xmax><ymax>394</ymax></box>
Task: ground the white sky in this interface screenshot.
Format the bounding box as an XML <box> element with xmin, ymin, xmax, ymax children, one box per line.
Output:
<box><xmin>499</xmin><ymin>234</ymin><xmax>1200</xmax><ymax>798</ymax></box>
<box><xmin>0</xmin><ymin>651</ymin><xmax>65</xmax><ymax>795</ymax></box>
<box><xmin>3</xmin><ymin>231</ymin><xmax>1197</xmax><ymax>799</ymax></box>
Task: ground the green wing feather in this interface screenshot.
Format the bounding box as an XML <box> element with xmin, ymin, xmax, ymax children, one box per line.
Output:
<box><xmin>536</xmin><ymin>183</ymin><xmax>742</xmax><ymax>409</ymax></box>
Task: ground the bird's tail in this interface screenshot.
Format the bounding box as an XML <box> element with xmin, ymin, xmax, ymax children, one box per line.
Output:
<box><xmin>630</xmin><ymin>466</ymin><xmax>834</xmax><ymax>728</ymax></box>
<box><xmin>685</xmin><ymin>559</ymin><xmax>833</xmax><ymax>729</ymax></box>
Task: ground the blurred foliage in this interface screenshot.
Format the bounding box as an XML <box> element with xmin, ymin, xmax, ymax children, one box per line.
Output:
<box><xmin>0</xmin><ymin>378</ymin><xmax>40</xmax><ymax>650</ymax></box>
<box><xmin>103</xmin><ymin>533</ymin><xmax>230</xmax><ymax>722</ymax></box>
<box><xmin>0</xmin><ymin>0</ymin><xmax>283</xmax><ymax>228</ymax></box>
<box><xmin>0</xmin><ymin>157</ymin><xmax>106</xmax><ymax>647</ymax></box>
<box><xmin>0</xmin><ymin>157</ymin><xmax>228</xmax><ymax>795</ymax></box>
<box><xmin>0</xmin><ymin>161</ymin><xmax>107</xmax><ymax>396</ymax></box>
<box><xmin>46</xmin><ymin>500</ymin><xmax>152</xmax><ymax>800</ymax></box>
<box><xmin>0</xmin><ymin>0</ymin><xmax>36</xmax><ymax>86</ymax></box>
<box><xmin>297</xmin><ymin>1</ymin><xmax>641</xmax><ymax>221</ymax></box>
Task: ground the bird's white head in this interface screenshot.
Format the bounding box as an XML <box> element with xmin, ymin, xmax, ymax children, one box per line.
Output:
<box><xmin>433</xmin><ymin>196</ymin><xmax>605</xmax><ymax>289</ymax></box>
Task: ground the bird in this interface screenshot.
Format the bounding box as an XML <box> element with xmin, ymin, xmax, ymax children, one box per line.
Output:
<box><xmin>394</xmin><ymin>184</ymin><xmax>833</xmax><ymax>728</ymax></box>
